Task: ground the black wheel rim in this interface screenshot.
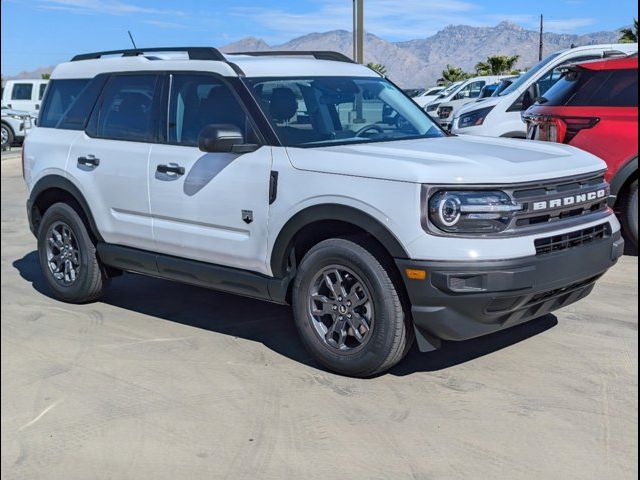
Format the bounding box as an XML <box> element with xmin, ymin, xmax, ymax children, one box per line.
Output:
<box><xmin>308</xmin><ymin>265</ymin><xmax>374</xmax><ymax>352</ymax></box>
<box><xmin>45</xmin><ymin>221</ymin><xmax>81</xmax><ymax>286</ymax></box>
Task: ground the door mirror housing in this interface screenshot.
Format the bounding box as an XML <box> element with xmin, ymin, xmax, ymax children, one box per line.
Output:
<box><xmin>198</xmin><ymin>124</ymin><xmax>259</xmax><ymax>154</ymax></box>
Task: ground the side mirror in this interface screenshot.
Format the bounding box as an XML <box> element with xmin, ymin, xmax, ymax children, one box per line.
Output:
<box><xmin>198</xmin><ymin>124</ymin><xmax>258</xmax><ymax>154</ymax></box>
<box><xmin>521</xmin><ymin>88</ymin><xmax>536</xmax><ymax>111</ymax></box>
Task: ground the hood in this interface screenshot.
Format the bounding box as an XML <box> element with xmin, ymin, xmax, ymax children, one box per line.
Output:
<box><xmin>286</xmin><ymin>135</ymin><xmax>606</xmax><ymax>185</ymax></box>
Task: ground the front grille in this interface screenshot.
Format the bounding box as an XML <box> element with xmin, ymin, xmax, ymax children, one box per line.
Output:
<box><xmin>507</xmin><ymin>172</ymin><xmax>609</xmax><ymax>233</ymax></box>
<box><xmin>535</xmin><ymin>223</ymin><xmax>611</xmax><ymax>256</ymax></box>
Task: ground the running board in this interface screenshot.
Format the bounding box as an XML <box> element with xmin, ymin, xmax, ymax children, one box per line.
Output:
<box><xmin>97</xmin><ymin>243</ymin><xmax>291</xmax><ymax>304</ymax></box>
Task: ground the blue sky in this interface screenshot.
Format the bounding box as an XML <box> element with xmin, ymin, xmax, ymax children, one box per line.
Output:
<box><xmin>1</xmin><ymin>0</ymin><xmax>637</xmax><ymax>75</ymax></box>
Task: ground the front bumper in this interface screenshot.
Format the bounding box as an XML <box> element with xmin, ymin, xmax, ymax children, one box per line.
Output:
<box><xmin>396</xmin><ymin>231</ymin><xmax>624</xmax><ymax>351</ymax></box>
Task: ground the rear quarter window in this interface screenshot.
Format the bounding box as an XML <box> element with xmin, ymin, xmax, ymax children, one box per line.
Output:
<box><xmin>39</xmin><ymin>79</ymin><xmax>93</xmax><ymax>129</ymax></box>
<box><xmin>11</xmin><ymin>83</ymin><xmax>33</xmax><ymax>100</ymax></box>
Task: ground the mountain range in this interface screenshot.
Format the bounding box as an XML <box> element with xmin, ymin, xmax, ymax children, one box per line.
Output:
<box><xmin>4</xmin><ymin>22</ymin><xmax>624</xmax><ymax>88</ymax></box>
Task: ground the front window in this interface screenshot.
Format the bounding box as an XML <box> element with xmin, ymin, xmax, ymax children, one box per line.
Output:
<box><xmin>245</xmin><ymin>76</ymin><xmax>444</xmax><ymax>147</ymax></box>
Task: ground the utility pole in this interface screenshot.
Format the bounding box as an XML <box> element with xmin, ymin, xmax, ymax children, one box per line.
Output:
<box><xmin>353</xmin><ymin>0</ymin><xmax>364</xmax><ymax>64</ymax></box>
<box><xmin>538</xmin><ymin>15</ymin><xmax>544</xmax><ymax>61</ymax></box>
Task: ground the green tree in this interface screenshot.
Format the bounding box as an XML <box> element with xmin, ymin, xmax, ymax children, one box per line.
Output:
<box><xmin>475</xmin><ymin>55</ymin><xmax>521</xmax><ymax>75</ymax></box>
<box><xmin>41</xmin><ymin>73</ymin><xmax>51</xmax><ymax>80</ymax></box>
<box><xmin>367</xmin><ymin>62</ymin><xmax>388</xmax><ymax>76</ymax></box>
<box><xmin>441</xmin><ymin>65</ymin><xmax>468</xmax><ymax>84</ymax></box>
<box><xmin>619</xmin><ymin>19</ymin><xmax>638</xmax><ymax>43</ymax></box>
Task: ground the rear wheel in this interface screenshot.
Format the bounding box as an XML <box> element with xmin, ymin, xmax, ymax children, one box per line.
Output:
<box><xmin>292</xmin><ymin>238</ymin><xmax>413</xmax><ymax>377</ymax></box>
<box><xmin>1</xmin><ymin>123</ymin><xmax>13</xmax><ymax>150</ymax></box>
<box><xmin>37</xmin><ymin>203</ymin><xmax>109</xmax><ymax>303</ymax></box>
<box><xmin>622</xmin><ymin>180</ymin><xmax>638</xmax><ymax>249</ymax></box>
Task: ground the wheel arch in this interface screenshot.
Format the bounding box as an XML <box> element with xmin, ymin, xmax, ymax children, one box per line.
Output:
<box><xmin>28</xmin><ymin>175</ymin><xmax>103</xmax><ymax>242</ymax></box>
<box><xmin>610</xmin><ymin>156</ymin><xmax>638</xmax><ymax>200</ymax></box>
<box><xmin>270</xmin><ymin>204</ymin><xmax>410</xmax><ymax>279</ymax></box>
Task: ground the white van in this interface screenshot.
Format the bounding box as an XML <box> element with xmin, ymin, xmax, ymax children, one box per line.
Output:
<box><xmin>451</xmin><ymin>43</ymin><xmax>638</xmax><ymax>138</ymax></box>
<box><xmin>2</xmin><ymin>79</ymin><xmax>49</xmax><ymax>113</ymax></box>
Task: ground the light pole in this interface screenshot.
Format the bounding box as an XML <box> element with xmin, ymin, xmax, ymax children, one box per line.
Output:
<box><xmin>352</xmin><ymin>0</ymin><xmax>365</xmax><ymax>122</ymax></box>
<box><xmin>353</xmin><ymin>0</ymin><xmax>364</xmax><ymax>64</ymax></box>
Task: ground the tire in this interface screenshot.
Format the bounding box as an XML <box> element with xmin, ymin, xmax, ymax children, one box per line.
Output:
<box><xmin>292</xmin><ymin>238</ymin><xmax>413</xmax><ymax>377</ymax></box>
<box><xmin>37</xmin><ymin>202</ymin><xmax>109</xmax><ymax>303</ymax></box>
<box><xmin>1</xmin><ymin>123</ymin><xmax>14</xmax><ymax>150</ymax></box>
<box><xmin>622</xmin><ymin>180</ymin><xmax>638</xmax><ymax>249</ymax></box>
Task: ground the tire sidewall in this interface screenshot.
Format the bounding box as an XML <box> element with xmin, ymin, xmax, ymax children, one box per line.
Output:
<box><xmin>627</xmin><ymin>182</ymin><xmax>638</xmax><ymax>247</ymax></box>
<box><xmin>1</xmin><ymin>124</ymin><xmax>13</xmax><ymax>149</ymax></box>
<box><xmin>37</xmin><ymin>203</ymin><xmax>99</xmax><ymax>303</ymax></box>
<box><xmin>292</xmin><ymin>240</ymin><xmax>402</xmax><ymax>376</ymax></box>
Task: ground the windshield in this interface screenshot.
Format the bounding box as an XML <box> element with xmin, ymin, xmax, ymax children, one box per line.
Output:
<box><xmin>245</xmin><ymin>76</ymin><xmax>445</xmax><ymax>147</ymax></box>
<box><xmin>499</xmin><ymin>51</ymin><xmax>563</xmax><ymax>96</ymax></box>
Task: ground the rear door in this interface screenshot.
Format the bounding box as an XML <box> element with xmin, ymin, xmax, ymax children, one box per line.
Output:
<box><xmin>148</xmin><ymin>73</ymin><xmax>273</xmax><ymax>274</ymax></box>
<box><xmin>68</xmin><ymin>73</ymin><xmax>162</xmax><ymax>251</ymax></box>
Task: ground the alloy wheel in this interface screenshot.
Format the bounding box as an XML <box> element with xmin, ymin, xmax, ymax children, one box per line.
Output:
<box><xmin>308</xmin><ymin>266</ymin><xmax>374</xmax><ymax>352</ymax></box>
<box><xmin>45</xmin><ymin>221</ymin><xmax>81</xmax><ymax>286</ymax></box>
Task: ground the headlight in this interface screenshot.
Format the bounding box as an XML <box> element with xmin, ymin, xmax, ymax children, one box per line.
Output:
<box><xmin>457</xmin><ymin>106</ymin><xmax>494</xmax><ymax>129</ymax></box>
<box><xmin>8</xmin><ymin>114</ymin><xmax>25</xmax><ymax>120</ymax></box>
<box><xmin>426</xmin><ymin>103</ymin><xmax>440</xmax><ymax>113</ymax></box>
<box><xmin>428</xmin><ymin>190</ymin><xmax>523</xmax><ymax>234</ymax></box>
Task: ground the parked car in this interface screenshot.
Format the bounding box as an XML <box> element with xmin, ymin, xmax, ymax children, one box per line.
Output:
<box><xmin>1</xmin><ymin>79</ymin><xmax>49</xmax><ymax>114</ymax></box>
<box><xmin>424</xmin><ymin>76</ymin><xmax>507</xmax><ymax>120</ymax></box>
<box><xmin>24</xmin><ymin>47</ymin><xmax>624</xmax><ymax>377</ymax></box>
<box><xmin>411</xmin><ymin>86</ymin><xmax>445</xmax><ymax>108</ymax></box>
<box><xmin>452</xmin><ymin>43</ymin><xmax>638</xmax><ymax>138</ymax></box>
<box><xmin>434</xmin><ymin>75</ymin><xmax>511</xmax><ymax>131</ymax></box>
<box><xmin>524</xmin><ymin>55</ymin><xmax>638</xmax><ymax>247</ymax></box>
<box><xmin>1</xmin><ymin>106</ymin><xmax>33</xmax><ymax>149</ymax></box>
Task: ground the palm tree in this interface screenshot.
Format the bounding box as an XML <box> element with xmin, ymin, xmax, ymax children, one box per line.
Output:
<box><xmin>367</xmin><ymin>62</ymin><xmax>388</xmax><ymax>76</ymax></box>
<box><xmin>475</xmin><ymin>55</ymin><xmax>521</xmax><ymax>76</ymax></box>
<box><xmin>441</xmin><ymin>65</ymin><xmax>468</xmax><ymax>84</ymax></box>
<box><xmin>619</xmin><ymin>19</ymin><xmax>638</xmax><ymax>43</ymax></box>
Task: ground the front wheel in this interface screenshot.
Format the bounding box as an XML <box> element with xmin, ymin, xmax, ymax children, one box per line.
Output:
<box><xmin>292</xmin><ymin>238</ymin><xmax>413</xmax><ymax>377</ymax></box>
<box><xmin>1</xmin><ymin>124</ymin><xmax>14</xmax><ymax>150</ymax></box>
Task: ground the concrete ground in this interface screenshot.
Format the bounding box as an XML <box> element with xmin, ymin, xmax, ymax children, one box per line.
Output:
<box><xmin>1</xmin><ymin>152</ymin><xmax>638</xmax><ymax>480</ymax></box>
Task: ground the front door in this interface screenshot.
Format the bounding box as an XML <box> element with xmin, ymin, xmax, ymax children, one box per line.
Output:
<box><xmin>148</xmin><ymin>73</ymin><xmax>273</xmax><ymax>274</ymax></box>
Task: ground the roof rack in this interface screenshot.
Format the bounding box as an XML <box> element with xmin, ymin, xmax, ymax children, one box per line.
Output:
<box><xmin>228</xmin><ymin>51</ymin><xmax>355</xmax><ymax>64</ymax></box>
<box><xmin>71</xmin><ymin>47</ymin><xmax>227</xmax><ymax>62</ymax></box>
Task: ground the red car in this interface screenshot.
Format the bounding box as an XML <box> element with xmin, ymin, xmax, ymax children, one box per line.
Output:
<box><xmin>524</xmin><ymin>55</ymin><xmax>638</xmax><ymax>248</ymax></box>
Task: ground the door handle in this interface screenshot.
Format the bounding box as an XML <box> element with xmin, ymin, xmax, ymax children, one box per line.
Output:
<box><xmin>77</xmin><ymin>155</ymin><xmax>100</xmax><ymax>167</ymax></box>
<box><xmin>157</xmin><ymin>164</ymin><xmax>185</xmax><ymax>175</ymax></box>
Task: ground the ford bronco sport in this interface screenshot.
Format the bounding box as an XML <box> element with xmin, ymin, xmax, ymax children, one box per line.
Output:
<box><xmin>24</xmin><ymin>48</ymin><xmax>625</xmax><ymax>377</ymax></box>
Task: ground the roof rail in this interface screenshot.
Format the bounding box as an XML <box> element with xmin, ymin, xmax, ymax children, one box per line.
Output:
<box><xmin>71</xmin><ymin>47</ymin><xmax>227</xmax><ymax>62</ymax></box>
<box><xmin>229</xmin><ymin>51</ymin><xmax>355</xmax><ymax>64</ymax></box>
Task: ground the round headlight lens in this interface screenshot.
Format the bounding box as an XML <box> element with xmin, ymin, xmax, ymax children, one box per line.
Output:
<box><xmin>437</xmin><ymin>194</ymin><xmax>462</xmax><ymax>227</ymax></box>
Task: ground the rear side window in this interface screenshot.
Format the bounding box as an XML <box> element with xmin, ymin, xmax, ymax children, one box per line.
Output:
<box><xmin>11</xmin><ymin>83</ymin><xmax>33</xmax><ymax>100</ymax></box>
<box><xmin>39</xmin><ymin>83</ymin><xmax>48</xmax><ymax>100</ymax></box>
<box><xmin>38</xmin><ymin>79</ymin><xmax>91</xmax><ymax>128</ymax></box>
<box><xmin>91</xmin><ymin>74</ymin><xmax>160</xmax><ymax>142</ymax></box>
<box><xmin>541</xmin><ymin>68</ymin><xmax>638</xmax><ymax>107</ymax></box>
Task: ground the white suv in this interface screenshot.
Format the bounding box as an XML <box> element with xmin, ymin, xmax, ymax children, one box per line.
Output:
<box><xmin>23</xmin><ymin>47</ymin><xmax>625</xmax><ymax>377</ymax></box>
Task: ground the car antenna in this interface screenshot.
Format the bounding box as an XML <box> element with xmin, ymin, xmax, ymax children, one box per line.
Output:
<box><xmin>128</xmin><ymin>30</ymin><xmax>139</xmax><ymax>52</ymax></box>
